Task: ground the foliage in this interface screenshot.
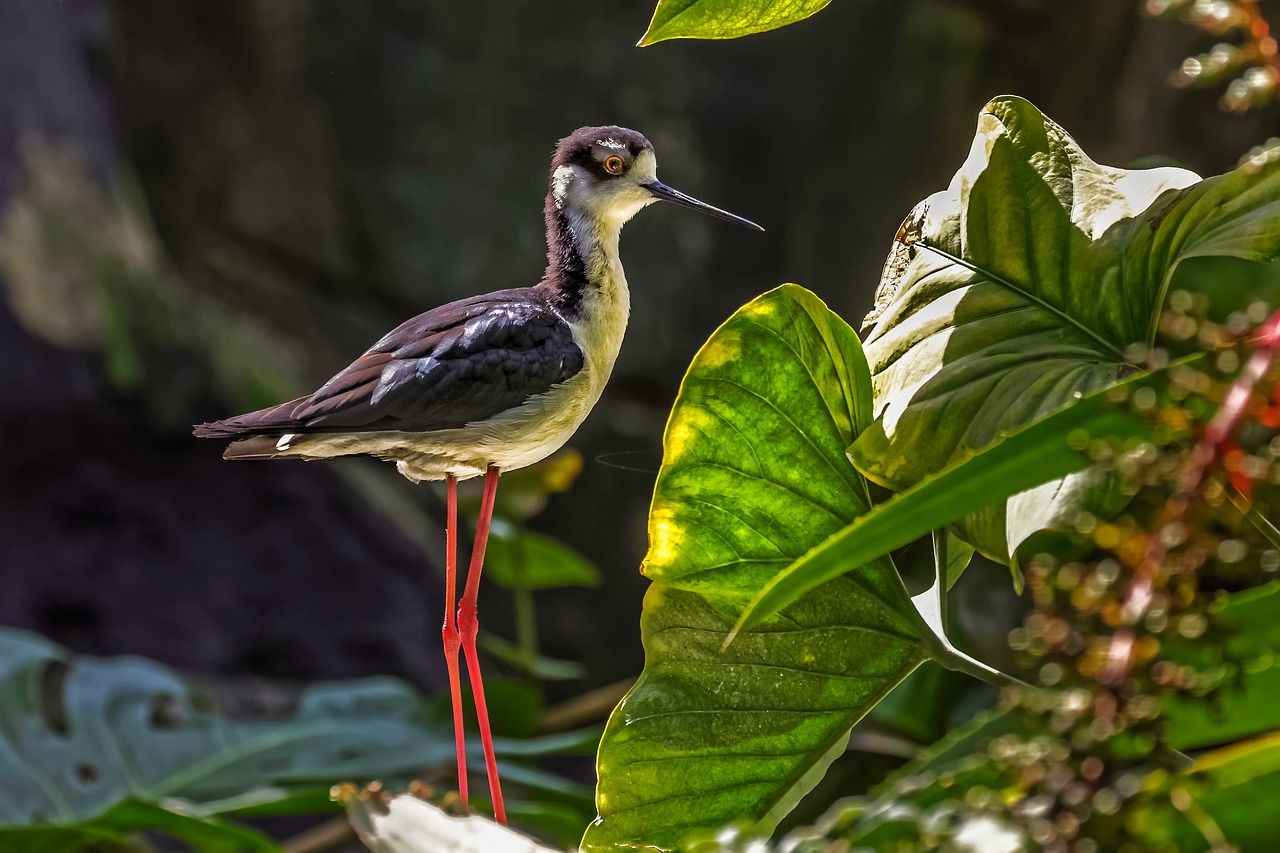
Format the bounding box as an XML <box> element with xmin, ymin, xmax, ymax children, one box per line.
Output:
<box><xmin>0</xmin><ymin>628</ymin><xmax>584</xmax><ymax>851</ymax></box>
<box><xmin>638</xmin><ymin>0</ymin><xmax>833</xmax><ymax>46</ymax></box>
<box><xmin>12</xmin><ymin>4</ymin><xmax>1280</xmax><ymax>852</ymax></box>
<box><xmin>582</xmin><ymin>94</ymin><xmax>1280</xmax><ymax>852</ymax></box>
<box><xmin>583</xmin><ymin>286</ymin><xmax>927</xmax><ymax>851</ymax></box>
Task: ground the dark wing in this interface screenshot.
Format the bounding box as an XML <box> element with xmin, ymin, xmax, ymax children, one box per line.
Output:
<box><xmin>194</xmin><ymin>289</ymin><xmax>584</xmax><ymax>439</ymax></box>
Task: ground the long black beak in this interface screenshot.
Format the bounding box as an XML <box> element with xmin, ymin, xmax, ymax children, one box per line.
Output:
<box><xmin>643</xmin><ymin>181</ymin><xmax>764</xmax><ymax>231</ymax></box>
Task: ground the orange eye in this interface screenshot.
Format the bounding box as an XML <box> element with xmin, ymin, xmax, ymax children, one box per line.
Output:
<box><xmin>604</xmin><ymin>155</ymin><xmax>625</xmax><ymax>175</ymax></box>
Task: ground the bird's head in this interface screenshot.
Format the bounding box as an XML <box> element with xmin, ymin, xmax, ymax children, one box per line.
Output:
<box><xmin>549</xmin><ymin>126</ymin><xmax>762</xmax><ymax>232</ymax></box>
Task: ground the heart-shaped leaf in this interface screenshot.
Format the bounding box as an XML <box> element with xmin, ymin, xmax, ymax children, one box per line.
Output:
<box><xmin>584</xmin><ymin>285</ymin><xmax>927</xmax><ymax>852</ymax></box>
<box><xmin>852</xmin><ymin>95</ymin><xmax>1280</xmax><ymax>560</ymax></box>
<box><xmin>639</xmin><ymin>0</ymin><xmax>833</xmax><ymax>46</ymax></box>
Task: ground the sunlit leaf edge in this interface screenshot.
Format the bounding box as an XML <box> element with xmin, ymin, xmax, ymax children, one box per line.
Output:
<box><xmin>639</xmin><ymin>0</ymin><xmax>834</xmax><ymax>45</ymax></box>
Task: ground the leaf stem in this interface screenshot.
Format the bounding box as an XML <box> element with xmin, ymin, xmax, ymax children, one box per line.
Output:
<box><xmin>930</xmin><ymin>640</ymin><xmax>1026</xmax><ymax>690</ymax></box>
<box><xmin>918</xmin><ymin>530</ymin><xmax>1027</xmax><ymax>691</ymax></box>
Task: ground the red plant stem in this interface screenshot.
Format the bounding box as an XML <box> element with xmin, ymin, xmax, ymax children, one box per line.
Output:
<box><xmin>1102</xmin><ymin>308</ymin><xmax>1280</xmax><ymax>686</ymax></box>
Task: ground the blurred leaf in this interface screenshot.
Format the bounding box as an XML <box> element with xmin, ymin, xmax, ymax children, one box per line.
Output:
<box><xmin>0</xmin><ymin>826</ymin><xmax>127</xmax><ymax>853</ymax></box>
<box><xmin>461</xmin><ymin>679</ymin><xmax>542</xmax><ymax>740</ymax></box>
<box><xmin>87</xmin><ymin>800</ymin><xmax>279</xmax><ymax>852</ymax></box>
<box><xmin>492</xmin><ymin>728</ymin><xmax>602</xmax><ymax>758</ymax></box>
<box><xmin>484</xmin><ymin>525</ymin><xmax>602</xmax><ymax>591</ymax></box>
<box><xmin>854</xmin><ymin>95</ymin><xmax>1280</xmax><ymax>561</ymax></box>
<box><xmin>0</xmin><ymin>628</ymin><xmax>578</xmax><ymax>848</ymax></box>
<box><xmin>478</xmin><ymin>634</ymin><xmax>585</xmax><ymax>681</ymax></box>
<box><xmin>874</xmin><ymin>707</ymin><xmax>1023</xmax><ymax>796</ymax></box>
<box><xmin>732</xmin><ymin>372</ymin><xmax>1154</xmax><ymax>636</ymax></box>
<box><xmin>867</xmin><ymin>662</ymin><xmax>968</xmax><ymax>745</ymax></box>
<box><xmin>789</xmin><ymin>710</ymin><xmax>1027</xmax><ymax>852</ymax></box>
<box><xmin>1163</xmin><ymin>581</ymin><xmax>1280</xmax><ymax>750</ymax></box>
<box><xmin>639</xmin><ymin>0</ymin><xmax>832</xmax><ymax>46</ymax></box>
<box><xmin>464</xmin><ymin>449</ymin><xmax>583</xmax><ymax>521</ymax></box>
<box><xmin>506</xmin><ymin>800</ymin><xmax>594</xmax><ymax>850</ymax></box>
<box><xmin>1167</xmin><ymin>256</ymin><xmax>1280</xmax><ymax>327</ymax></box>
<box><xmin>585</xmin><ymin>286</ymin><xmax>926</xmax><ymax>852</ymax></box>
<box><xmin>1133</xmin><ymin>731</ymin><xmax>1280</xmax><ymax>851</ymax></box>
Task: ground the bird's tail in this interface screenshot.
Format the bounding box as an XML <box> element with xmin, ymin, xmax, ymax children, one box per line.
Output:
<box><xmin>192</xmin><ymin>397</ymin><xmax>307</xmax><ymax>440</ymax></box>
<box><xmin>194</xmin><ymin>397</ymin><xmax>314</xmax><ymax>460</ymax></box>
<box><xmin>219</xmin><ymin>435</ymin><xmax>290</xmax><ymax>460</ymax></box>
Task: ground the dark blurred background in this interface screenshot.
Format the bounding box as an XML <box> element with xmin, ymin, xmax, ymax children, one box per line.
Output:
<box><xmin>0</xmin><ymin>0</ymin><xmax>1275</xmax><ymax>705</ymax></box>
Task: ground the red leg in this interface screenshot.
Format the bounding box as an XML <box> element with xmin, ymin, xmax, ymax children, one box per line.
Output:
<box><xmin>457</xmin><ymin>466</ymin><xmax>507</xmax><ymax>824</ymax></box>
<box><xmin>440</xmin><ymin>474</ymin><xmax>469</xmax><ymax>808</ymax></box>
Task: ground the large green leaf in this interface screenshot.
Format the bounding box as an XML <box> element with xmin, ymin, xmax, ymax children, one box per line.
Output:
<box><xmin>584</xmin><ymin>285</ymin><xmax>926</xmax><ymax>852</ymax></box>
<box><xmin>0</xmin><ymin>628</ymin><xmax>573</xmax><ymax>850</ymax></box>
<box><xmin>639</xmin><ymin>0</ymin><xmax>832</xmax><ymax>46</ymax></box>
<box><xmin>852</xmin><ymin>95</ymin><xmax>1280</xmax><ymax>560</ymax></box>
<box><xmin>731</xmin><ymin>371</ymin><xmax>1154</xmax><ymax>635</ymax></box>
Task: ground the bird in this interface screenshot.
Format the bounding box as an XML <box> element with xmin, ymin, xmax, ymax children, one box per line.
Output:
<box><xmin>193</xmin><ymin>126</ymin><xmax>762</xmax><ymax>824</ymax></box>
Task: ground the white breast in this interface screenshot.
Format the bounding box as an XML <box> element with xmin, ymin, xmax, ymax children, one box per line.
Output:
<box><xmin>312</xmin><ymin>263</ymin><xmax>631</xmax><ymax>482</ymax></box>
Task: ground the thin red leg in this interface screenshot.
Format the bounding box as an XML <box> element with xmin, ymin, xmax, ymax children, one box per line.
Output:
<box><xmin>440</xmin><ymin>474</ymin><xmax>469</xmax><ymax>808</ymax></box>
<box><xmin>457</xmin><ymin>466</ymin><xmax>506</xmax><ymax>824</ymax></box>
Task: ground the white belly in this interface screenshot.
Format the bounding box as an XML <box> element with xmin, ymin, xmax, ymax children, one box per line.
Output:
<box><xmin>398</xmin><ymin>368</ymin><xmax>607</xmax><ymax>480</ymax></box>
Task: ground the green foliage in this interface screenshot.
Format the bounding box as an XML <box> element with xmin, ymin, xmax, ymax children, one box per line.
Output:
<box><xmin>1163</xmin><ymin>582</ymin><xmax>1280</xmax><ymax>750</ymax></box>
<box><xmin>584</xmin><ymin>286</ymin><xmax>927</xmax><ymax>851</ymax></box>
<box><xmin>732</xmin><ymin>368</ymin><xmax>1158</xmax><ymax>636</ymax></box>
<box><xmin>1147</xmin><ymin>731</ymin><xmax>1280</xmax><ymax>850</ymax></box>
<box><xmin>583</xmin><ymin>94</ymin><xmax>1280</xmax><ymax>853</ymax></box>
<box><xmin>0</xmin><ymin>628</ymin><xmax>579</xmax><ymax>851</ymax></box>
<box><xmin>485</xmin><ymin>525</ymin><xmax>602</xmax><ymax>591</ymax></box>
<box><xmin>853</xmin><ymin>96</ymin><xmax>1280</xmax><ymax>561</ymax></box>
<box><xmin>638</xmin><ymin>0</ymin><xmax>832</xmax><ymax>46</ymax></box>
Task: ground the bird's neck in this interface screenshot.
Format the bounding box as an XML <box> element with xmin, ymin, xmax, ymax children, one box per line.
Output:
<box><xmin>542</xmin><ymin>198</ymin><xmax>629</xmax><ymax>319</ymax></box>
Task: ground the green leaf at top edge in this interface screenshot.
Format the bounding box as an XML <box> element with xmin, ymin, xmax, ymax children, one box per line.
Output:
<box><xmin>639</xmin><ymin>0</ymin><xmax>833</xmax><ymax>46</ymax></box>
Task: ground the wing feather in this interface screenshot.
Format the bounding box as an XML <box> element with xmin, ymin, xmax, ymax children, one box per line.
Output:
<box><xmin>194</xmin><ymin>288</ymin><xmax>584</xmax><ymax>441</ymax></box>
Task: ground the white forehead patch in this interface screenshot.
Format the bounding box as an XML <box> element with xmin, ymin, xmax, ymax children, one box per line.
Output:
<box><xmin>597</xmin><ymin>138</ymin><xmax>626</xmax><ymax>150</ymax></box>
<box><xmin>552</xmin><ymin>165</ymin><xmax>575</xmax><ymax>209</ymax></box>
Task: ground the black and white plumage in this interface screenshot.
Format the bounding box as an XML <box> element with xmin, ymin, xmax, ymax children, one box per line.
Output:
<box><xmin>195</xmin><ymin>289</ymin><xmax>587</xmax><ymax>479</ymax></box>
<box><xmin>193</xmin><ymin>126</ymin><xmax>760</xmax><ymax>824</ymax></box>
<box><xmin>195</xmin><ymin>125</ymin><xmax>760</xmax><ymax>481</ymax></box>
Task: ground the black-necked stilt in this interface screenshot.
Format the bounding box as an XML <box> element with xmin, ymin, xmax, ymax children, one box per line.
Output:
<box><xmin>194</xmin><ymin>126</ymin><xmax>762</xmax><ymax>823</ymax></box>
